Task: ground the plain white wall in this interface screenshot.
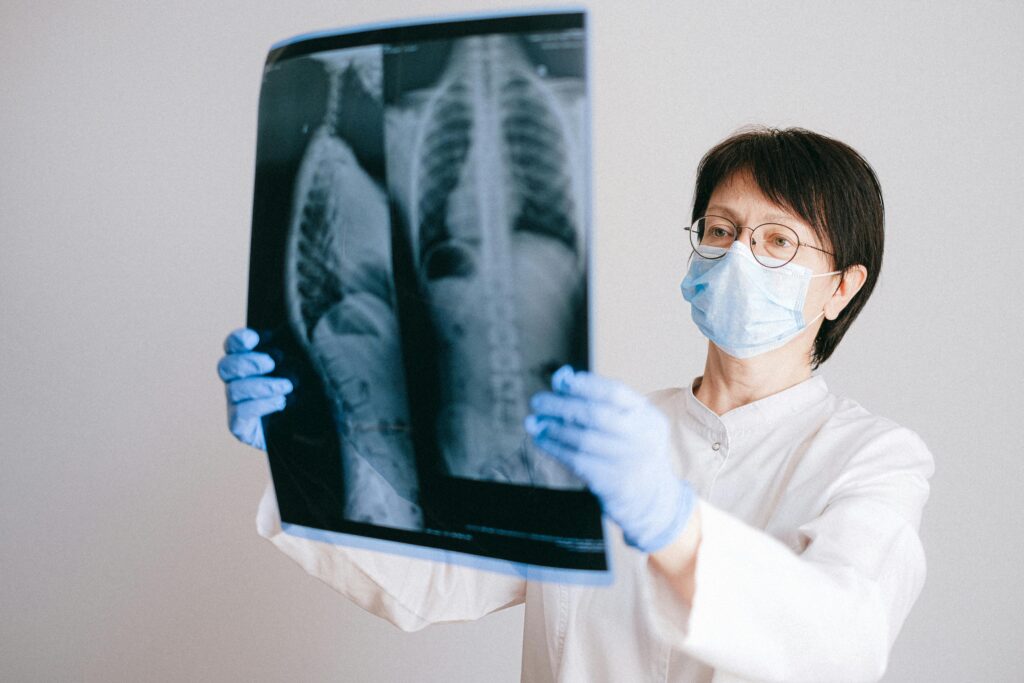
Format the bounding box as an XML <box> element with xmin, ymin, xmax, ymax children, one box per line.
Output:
<box><xmin>2</xmin><ymin>1</ymin><xmax>1022</xmax><ymax>680</ymax></box>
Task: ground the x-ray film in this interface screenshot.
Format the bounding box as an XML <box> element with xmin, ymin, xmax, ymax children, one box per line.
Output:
<box><xmin>246</xmin><ymin>9</ymin><xmax>607</xmax><ymax>583</ymax></box>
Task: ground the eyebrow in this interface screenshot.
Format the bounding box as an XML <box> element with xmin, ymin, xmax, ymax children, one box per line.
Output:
<box><xmin>705</xmin><ymin>205</ymin><xmax>798</xmax><ymax>224</ymax></box>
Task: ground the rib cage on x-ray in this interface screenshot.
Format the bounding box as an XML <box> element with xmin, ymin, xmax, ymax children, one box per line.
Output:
<box><xmin>285</xmin><ymin>48</ymin><xmax>424</xmax><ymax>531</ymax></box>
<box><xmin>280</xmin><ymin>32</ymin><xmax>587</xmax><ymax>535</ymax></box>
<box><xmin>393</xmin><ymin>34</ymin><xmax>587</xmax><ymax>487</ymax></box>
<box><xmin>251</xmin><ymin>14</ymin><xmax>607</xmax><ymax>573</ymax></box>
<box><xmin>412</xmin><ymin>37</ymin><xmax>580</xmax><ymax>265</ymax></box>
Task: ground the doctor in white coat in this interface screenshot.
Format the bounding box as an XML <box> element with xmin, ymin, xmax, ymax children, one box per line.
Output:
<box><xmin>218</xmin><ymin>126</ymin><xmax>933</xmax><ymax>682</ymax></box>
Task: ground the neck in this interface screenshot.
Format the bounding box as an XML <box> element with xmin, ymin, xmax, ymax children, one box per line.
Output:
<box><xmin>694</xmin><ymin>342</ymin><xmax>814</xmax><ymax>416</ymax></box>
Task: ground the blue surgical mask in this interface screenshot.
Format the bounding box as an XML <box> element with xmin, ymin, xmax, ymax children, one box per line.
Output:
<box><xmin>679</xmin><ymin>242</ymin><xmax>840</xmax><ymax>359</ymax></box>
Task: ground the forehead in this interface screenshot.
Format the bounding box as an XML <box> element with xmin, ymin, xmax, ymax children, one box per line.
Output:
<box><xmin>706</xmin><ymin>170</ymin><xmax>811</xmax><ymax>230</ymax></box>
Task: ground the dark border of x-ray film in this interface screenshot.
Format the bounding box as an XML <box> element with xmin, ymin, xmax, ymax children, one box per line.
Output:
<box><xmin>265</xmin><ymin>7</ymin><xmax>586</xmax><ymax>63</ymax></box>
<box><xmin>247</xmin><ymin>7</ymin><xmax>607</xmax><ymax>585</ymax></box>
<box><xmin>280</xmin><ymin>517</ymin><xmax>614</xmax><ymax>587</ymax></box>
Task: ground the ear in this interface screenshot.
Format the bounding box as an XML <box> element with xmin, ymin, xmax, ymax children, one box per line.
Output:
<box><xmin>824</xmin><ymin>264</ymin><xmax>868</xmax><ymax>321</ymax></box>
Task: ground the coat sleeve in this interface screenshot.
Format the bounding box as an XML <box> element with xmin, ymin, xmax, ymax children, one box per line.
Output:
<box><xmin>255</xmin><ymin>482</ymin><xmax>527</xmax><ymax>632</ymax></box>
<box><xmin>640</xmin><ymin>426</ymin><xmax>934</xmax><ymax>683</ymax></box>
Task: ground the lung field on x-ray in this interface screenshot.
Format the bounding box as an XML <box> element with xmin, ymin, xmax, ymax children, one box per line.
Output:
<box><xmin>384</xmin><ymin>33</ymin><xmax>588</xmax><ymax>488</ymax></box>
<box><xmin>284</xmin><ymin>46</ymin><xmax>424</xmax><ymax>531</ymax></box>
<box><xmin>252</xmin><ymin>17</ymin><xmax>608</xmax><ymax>572</ymax></box>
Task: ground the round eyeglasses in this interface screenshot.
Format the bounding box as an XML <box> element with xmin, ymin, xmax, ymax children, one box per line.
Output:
<box><xmin>684</xmin><ymin>215</ymin><xmax>834</xmax><ymax>268</ymax></box>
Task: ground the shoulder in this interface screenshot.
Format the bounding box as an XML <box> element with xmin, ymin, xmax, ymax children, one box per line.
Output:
<box><xmin>644</xmin><ymin>387</ymin><xmax>686</xmax><ymax>417</ymax></box>
<box><xmin>817</xmin><ymin>389</ymin><xmax>935</xmax><ymax>525</ymax></box>
<box><xmin>645</xmin><ymin>386</ymin><xmax>686</xmax><ymax>405</ymax></box>
<box><xmin>822</xmin><ymin>392</ymin><xmax>933</xmax><ymax>465</ymax></box>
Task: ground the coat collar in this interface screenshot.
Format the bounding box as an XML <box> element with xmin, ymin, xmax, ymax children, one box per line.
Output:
<box><xmin>683</xmin><ymin>373</ymin><xmax>830</xmax><ymax>436</ymax></box>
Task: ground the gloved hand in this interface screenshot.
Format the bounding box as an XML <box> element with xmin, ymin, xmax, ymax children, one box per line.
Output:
<box><xmin>217</xmin><ymin>328</ymin><xmax>294</xmax><ymax>451</ymax></box>
<box><xmin>525</xmin><ymin>366</ymin><xmax>695</xmax><ymax>553</ymax></box>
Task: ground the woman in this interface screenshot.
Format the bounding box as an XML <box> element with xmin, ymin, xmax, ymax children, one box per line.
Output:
<box><xmin>218</xmin><ymin>127</ymin><xmax>933</xmax><ymax>682</ymax></box>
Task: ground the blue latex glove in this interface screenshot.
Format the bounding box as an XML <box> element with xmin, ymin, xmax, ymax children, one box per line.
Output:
<box><xmin>525</xmin><ymin>366</ymin><xmax>695</xmax><ymax>553</ymax></box>
<box><xmin>217</xmin><ymin>328</ymin><xmax>293</xmax><ymax>450</ymax></box>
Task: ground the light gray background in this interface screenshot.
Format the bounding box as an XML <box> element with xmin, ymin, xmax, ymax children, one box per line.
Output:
<box><xmin>2</xmin><ymin>1</ymin><xmax>1021</xmax><ymax>681</ymax></box>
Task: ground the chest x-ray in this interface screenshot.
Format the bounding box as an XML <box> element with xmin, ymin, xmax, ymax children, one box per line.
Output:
<box><xmin>247</xmin><ymin>11</ymin><xmax>607</xmax><ymax>579</ymax></box>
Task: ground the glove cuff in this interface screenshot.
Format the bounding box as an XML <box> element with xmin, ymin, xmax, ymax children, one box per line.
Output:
<box><xmin>625</xmin><ymin>477</ymin><xmax>696</xmax><ymax>554</ymax></box>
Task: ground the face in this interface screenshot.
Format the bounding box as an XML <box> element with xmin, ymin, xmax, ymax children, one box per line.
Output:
<box><xmin>702</xmin><ymin>169</ymin><xmax>841</xmax><ymax>328</ymax></box>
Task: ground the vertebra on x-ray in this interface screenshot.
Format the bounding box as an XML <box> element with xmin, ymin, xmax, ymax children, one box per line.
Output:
<box><xmin>249</xmin><ymin>13</ymin><xmax>605</xmax><ymax>573</ymax></box>
<box><xmin>388</xmin><ymin>34</ymin><xmax>586</xmax><ymax>487</ymax></box>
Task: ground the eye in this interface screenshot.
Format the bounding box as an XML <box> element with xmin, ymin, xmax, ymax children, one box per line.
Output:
<box><xmin>710</xmin><ymin>227</ymin><xmax>730</xmax><ymax>238</ymax></box>
<box><xmin>704</xmin><ymin>220</ymin><xmax>735</xmax><ymax>237</ymax></box>
<box><xmin>759</xmin><ymin>224</ymin><xmax>799</xmax><ymax>253</ymax></box>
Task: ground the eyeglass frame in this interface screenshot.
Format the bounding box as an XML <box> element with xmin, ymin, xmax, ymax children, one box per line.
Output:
<box><xmin>684</xmin><ymin>214</ymin><xmax>835</xmax><ymax>269</ymax></box>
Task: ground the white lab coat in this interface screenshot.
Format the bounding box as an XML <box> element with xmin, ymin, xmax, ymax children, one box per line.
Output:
<box><xmin>256</xmin><ymin>374</ymin><xmax>933</xmax><ymax>682</ymax></box>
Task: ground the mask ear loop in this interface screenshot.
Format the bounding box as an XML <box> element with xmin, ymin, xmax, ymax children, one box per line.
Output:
<box><xmin>810</xmin><ymin>269</ymin><xmax>843</xmax><ymax>279</ymax></box>
<box><xmin>812</xmin><ymin>268</ymin><xmax>847</xmax><ymax>322</ymax></box>
<box><xmin>798</xmin><ymin>269</ymin><xmax>846</xmax><ymax>330</ymax></box>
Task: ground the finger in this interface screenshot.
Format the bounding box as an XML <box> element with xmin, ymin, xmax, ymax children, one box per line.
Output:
<box><xmin>527</xmin><ymin>425</ymin><xmax>621</xmax><ymax>496</ymax></box>
<box><xmin>228</xmin><ymin>411</ymin><xmax>265</xmax><ymax>450</ymax></box>
<box><xmin>232</xmin><ymin>395</ymin><xmax>287</xmax><ymax>422</ymax></box>
<box><xmin>528</xmin><ymin>427</ymin><xmax>584</xmax><ymax>475</ymax></box>
<box><xmin>217</xmin><ymin>352</ymin><xmax>275</xmax><ymax>382</ymax></box>
<box><xmin>529</xmin><ymin>392</ymin><xmax>628</xmax><ymax>434</ymax></box>
<box><xmin>524</xmin><ymin>417</ymin><xmax>626</xmax><ymax>458</ymax></box>
<box><xmin>551</xmin><ymin>367</ymin><xmax>644</xmax><ymax>411</ymax></box>
<box><xmin>224</xmin><ymin>328</ymin><xmax>259</xmax><ymax>354</ymax></box>
<box><xmin>227</xmin><ymin>377</ymin><xmax>294</xmax><ymax>404</ymax></box>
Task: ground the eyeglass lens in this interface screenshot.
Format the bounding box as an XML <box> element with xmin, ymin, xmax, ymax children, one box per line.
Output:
<box><xmin>689</xmin><ymin>216</ymin><xmax>800</xmax><ymax>267</ymax></box>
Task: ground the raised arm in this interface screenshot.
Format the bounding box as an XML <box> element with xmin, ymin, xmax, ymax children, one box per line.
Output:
<box><xmin>643</xmin><ymin>428</ymin><xmax>933</xmax><ymax>682</ymax></box>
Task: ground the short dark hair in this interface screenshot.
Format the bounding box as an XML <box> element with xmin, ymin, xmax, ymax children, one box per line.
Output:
<box><xmin>691</xmin><ymin>126</ymin><xmax>884</xmax><ymax>368</ymax></box>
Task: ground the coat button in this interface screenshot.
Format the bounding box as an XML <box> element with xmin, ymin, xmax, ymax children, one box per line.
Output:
<box><xmin>711</xmin><ymin>442</ymin><xmax>721</xmax><ymax>451</ymax></box>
